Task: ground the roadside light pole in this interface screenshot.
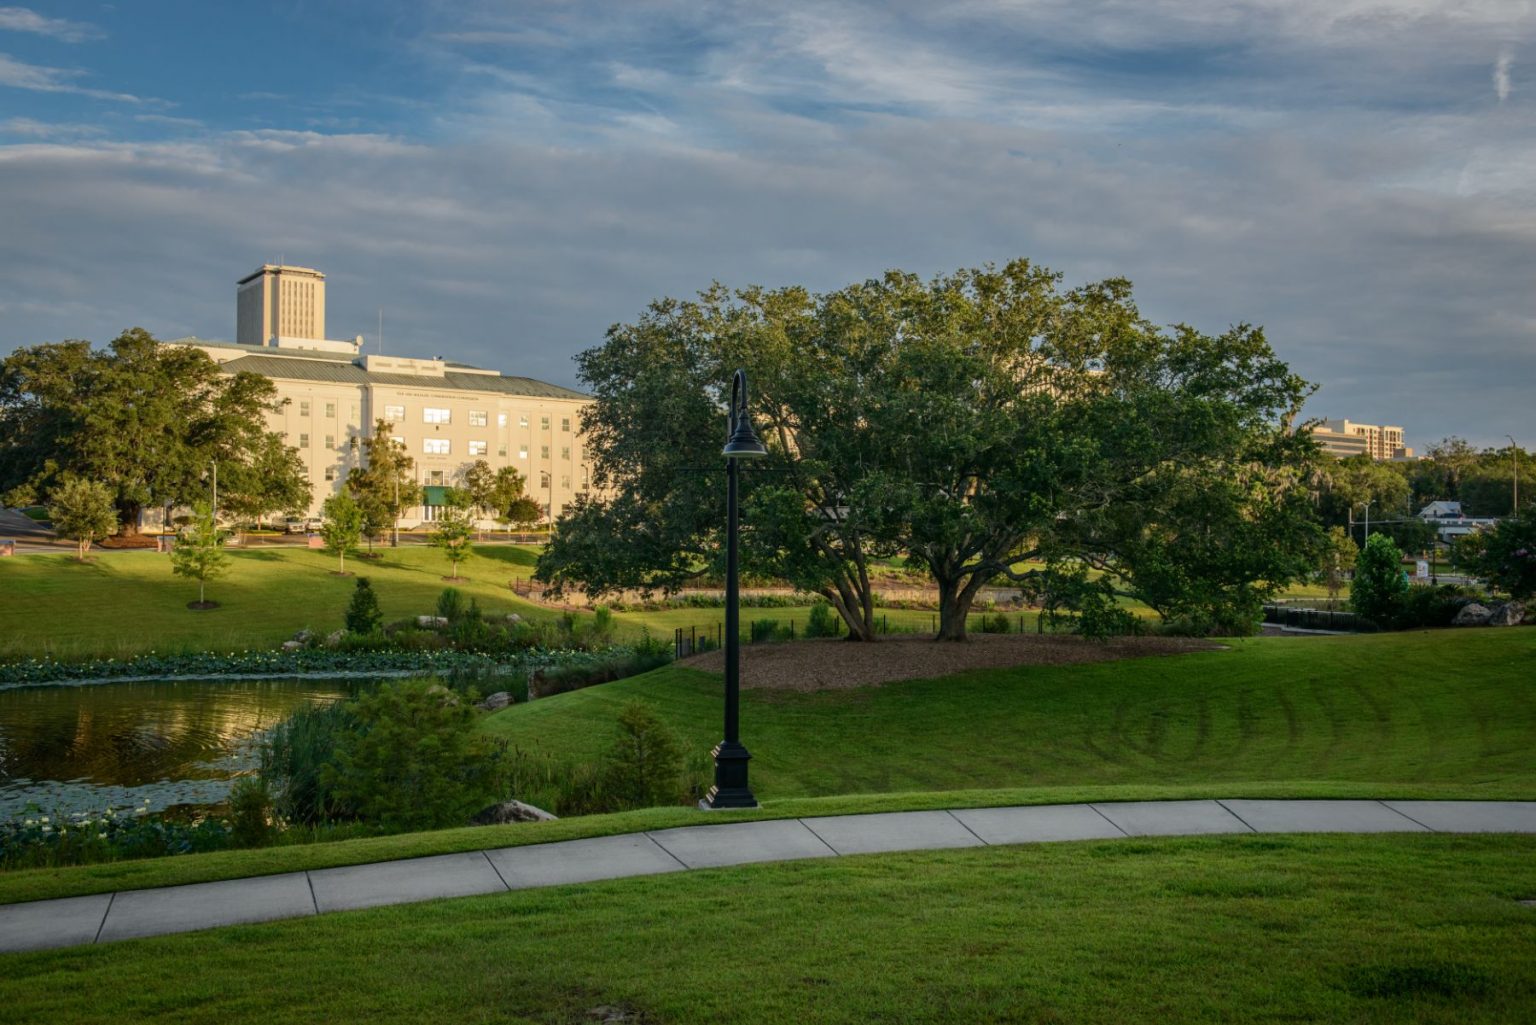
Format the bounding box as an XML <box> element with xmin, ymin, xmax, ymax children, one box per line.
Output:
<box><xmin>703</xmin><ymin>368</ymin><xmax>767</xmax><ymax>810</ymax></box>
<box><xmin>1508</xmin><ymin>435</ymin><xmax>1520</xmax><ymax>515</ymax></box>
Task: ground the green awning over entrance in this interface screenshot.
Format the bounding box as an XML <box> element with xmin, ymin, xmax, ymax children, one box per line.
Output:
<box><xmin>422</xmin><ymin>486</ymin><xmax>451</xmax><ymax>507</ymax></box>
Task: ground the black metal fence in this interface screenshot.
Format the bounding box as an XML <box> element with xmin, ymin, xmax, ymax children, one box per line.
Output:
<box><xmin>1261</xmin><ymin>601</ymin><xmax>1375</xmax><ymax>633</ymax></box>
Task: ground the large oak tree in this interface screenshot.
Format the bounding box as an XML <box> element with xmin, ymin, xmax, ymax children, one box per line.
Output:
<box><xmin>538</xmin><ymin>260</ymin><xmax>1324</xmax><ymax>639</ymax></box>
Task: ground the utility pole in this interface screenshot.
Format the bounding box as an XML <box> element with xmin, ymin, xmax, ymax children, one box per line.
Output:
<box><xmin>1508</xmin><ymin>435</ymin><xmax>1520</xmax><ymax>515</ymax></box>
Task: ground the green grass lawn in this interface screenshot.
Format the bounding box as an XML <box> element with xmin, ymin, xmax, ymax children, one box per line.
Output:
<box><xmin>0</xmin><ymin>546</ymin><xmax>553</xmax><ymax>660</ymax></box>
<box><xmin>1</xmin><ymin>627</ymin><xmax>1530</xmax><ymax>907</ymax></box>
<box><xmin>3</xmin><ymin>833</ymin><xmax>1533</xmax><ymax>1023</ymax></box>
<box><xmin>484</xmin><ymin>628</ymin><xmax>1536</xmax><ymax>799</ymax></box>
<box><xmin>2</xmin><ymin>546</ymin><xmax>1358</xmax><ymax>661</ymax></box>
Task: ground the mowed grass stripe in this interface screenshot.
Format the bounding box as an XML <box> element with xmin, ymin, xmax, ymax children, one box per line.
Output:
<box><xmin>480</xmin><ymin>629</ymin><xmax>1536</xmax><ymax>797</ymax></box>
<box><xmin>0</xmin><ymin>546</ymin><xmax>550</xmax><ymax>660</ymax></box>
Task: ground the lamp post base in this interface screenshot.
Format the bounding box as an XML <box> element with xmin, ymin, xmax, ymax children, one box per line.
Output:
<box><xmin>700</xmin><ymin>740</ymin><xmax>757</xmax><ymax>810</ymax></box>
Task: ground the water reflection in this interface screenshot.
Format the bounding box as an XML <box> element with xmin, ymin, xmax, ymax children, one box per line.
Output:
<box><xmin>0</xmin><ymin>679</ymin><xmax>365</xmax><ymax>817</ymax></box>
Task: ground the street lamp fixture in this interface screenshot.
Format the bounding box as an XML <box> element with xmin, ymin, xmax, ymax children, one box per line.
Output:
<box><xmin>702</xmin><ymin>368</ymin><xmax>766</xmax><ymax>810</ymax></box>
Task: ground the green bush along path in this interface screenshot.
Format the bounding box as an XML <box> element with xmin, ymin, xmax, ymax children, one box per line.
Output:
<box><xmin>2</xmin><ymin>834</ymin><xmax>1533</xmax><ymax>1025</ymax></box>
<box><xmin>482</xmin><ymin>628</ymin><xmax>1536</xmax><ymax>799</ymax></box>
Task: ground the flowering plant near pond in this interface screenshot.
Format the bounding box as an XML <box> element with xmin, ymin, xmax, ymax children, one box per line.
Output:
<box><xmin>0</xmin><ymin>801</ymin><xmax>236</xmax><ymax>870</ymax></box>
<box><xmin>0</xmin><ymin>646</ymin><xmax>642</xmax><ymax>688</ymax></box>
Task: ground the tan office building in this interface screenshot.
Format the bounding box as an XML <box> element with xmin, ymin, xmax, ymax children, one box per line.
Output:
<box><xmin>1310</xmin><ymin>418</ymin><xmax>1413</xmax><ymax>461</ymax></box>
<box><xmin>166</xmin><ymin>265</ymin><xmax>593</xmax><ymax>525</ymax></box>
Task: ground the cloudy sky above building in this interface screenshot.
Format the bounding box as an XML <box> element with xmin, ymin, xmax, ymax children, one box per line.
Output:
<box><xmin>1</xmin><ymin>1</ymin><xmax>1531</xmax><ymax>449</ymax></box>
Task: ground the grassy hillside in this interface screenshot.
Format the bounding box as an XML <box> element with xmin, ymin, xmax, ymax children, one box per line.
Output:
<box><xmin>0</xmin><ymin>546</ymin><xmax>550</xmax><ymax>660</ymax></box>
<box><xmin>3</xmin><ymin>834</ymin><xmax>1533</xmax><ymax>1024</ymax></box>
<box><xmin>483</xmin><ymin>628</ymin><xmax>1536</xmax><ymax>799</ymax></box>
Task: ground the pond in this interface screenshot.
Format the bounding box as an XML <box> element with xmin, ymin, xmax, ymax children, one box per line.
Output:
<box><xmin>0</xmin><ymin>679</ymin><xmax>366</xmax><ymax>819</ymax></box>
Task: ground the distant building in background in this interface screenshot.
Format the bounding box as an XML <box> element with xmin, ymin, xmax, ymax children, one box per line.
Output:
<box><xmin>162</xmin><ymin>264</ymin><xmax>592</xmax><ymax>525</ymax></box>
<box><xmin>1416</xmin><ymin>501</ymin><xmax>1498</xmax><ymax>540</ymax></box>
<box><xmin>1309</xmin><ymin>418</ymin><xmax>1414</xmax><ymax>460</ymax></box>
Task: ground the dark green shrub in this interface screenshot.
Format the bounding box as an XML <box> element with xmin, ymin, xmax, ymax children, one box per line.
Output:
<box><xmin>260</xmin><ymin>700</ymin><xmax>362</xmax><ymax>825</ymax></box>
<box><xmin>1394</xmin><ymin>585</ymin><xmax>1476</xmax><ymax>629</ymax></box>
<box><xmin>976</xmin><ymin>612</ymin><xmax>1010</xmax><ymax>634</ymax></box>
<box><xmin>804</xmin><ymin>602</ymin><xmax>843</xmax><ymax>638</ymax></box>
<box><xmin>345</xmin><ymin>577</ymin><xmax>384</xmax><ymax>634</ymax></box>
<box><xmin>322</xmin><ymin>680</ymin><xmax>506</xmax><ymax>831</ymax></box>
<box><xmin>750</xmin><ymin>618</ymin><xmax>783</xmax><ymax>643</ymax></box>
<box><xmin>600</xmin><ymin>702</ymin><xmax>686</xmax><ymax>810</ymax></box>
<box><xmin>553</xmin><ymin>703</ymin><xmax>688</xmax><ymax>815</ymax></box>
<box><xmin>1351</xmin><ymin>533</ymin><xmax>1410</xmax><ymax>628</ymax></box>
<box><xmin>436</xmin><ymin>587</ymin><xmax>466</xmax><ymax>623</ymax></box>
<box><xmin>227</xmin><ymin>777</ymin><xmax>275</xmax><ymax>847</ymax></box>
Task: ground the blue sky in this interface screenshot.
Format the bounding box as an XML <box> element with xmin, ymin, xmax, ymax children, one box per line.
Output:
<box><xmin>1</xmin><ymin>1</ymin><xmax>1532</xmax><ymax>450</ymax></box>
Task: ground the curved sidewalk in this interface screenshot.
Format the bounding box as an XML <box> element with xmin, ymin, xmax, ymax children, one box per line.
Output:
<box><xmin>4</xmin><ymin>798</ymin><xmax>1534</xmax><ymax>954</ymax></box>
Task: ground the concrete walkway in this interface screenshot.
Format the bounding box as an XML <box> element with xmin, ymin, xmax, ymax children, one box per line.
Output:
<box><xmin>3</xmin><ymin>799</ymin><xmax>1533</xmax><ymax>954</ymax></box>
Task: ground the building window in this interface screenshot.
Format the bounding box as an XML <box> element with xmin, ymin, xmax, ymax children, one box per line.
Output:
<box><xmin>469</xmin><ymin>410</ymin><xmax>488</xmax><ymax>427</ymax></box>
<box><xmin>561</xmin><ymin>417</ymin><xmax>571</xmax><ymax>432</ymax></box>
<box><xmin>469</xmin><ymin>440</ymin><xmax>488</xmax><ymax>456</ymax></box>
<box><xmin>519</xmin><ymin>415</ymin><xmax>529</xmax><ymax>429</ymax></box>
<box><xmin>518</xmin><ymin>446</ymin><xmax>528</xmax><ymax>459</ymax></box>
<box><xmin>540</xmin><ymin>415</ymin><xmax>550</xmax><ymax>430</ymax></box>
<box><xmin>427</xmin><ymin>470</ymin><xmax>445</xmax><ymax>485</ymax></box>
<box><xmin>390</xmin><ymin>436</ymin><xmax>405</xmax><ymax>446</ymax></box>
<box><xmin>325</xmin><ymin>402</ymin><xmax>336</xmax><ymax>418</ymax></box>
<box><xmin>299</xmin><ymin>433</ymin><xmax>309</xmax><ymax>448</ymax></box>
<box><xmin>423</xmin><ymin>407</ymin><xmax>451</xmax><ymax>425</ymax></box>
<box><xmin>498</xmin><ymin>413</ymin><xmax>508</xmax><ymax>428</ymax></box>
<box><xmin>325</xmin><ymin>434</ymin><xmax>335</xmax><ymax>449</ymax></box>
<box><xmin>324</xmin><ymin>467</ymin><xmax>336</xmax><ymax>482</ymax></box>
<box><xmin>540</xmin><ymin>445</ymin><xmax>550</xmax><ymax>460</ymax></box>
<box><xmin>299</xmin><ymin>400</ymin><xmax>311</xmax><ymax>417</ymax></box>
<box><xmin>497</xmin><ymin>444</ymin><xmax>507</xmax><ymax>457</ymax></box>
<box><xmin>561</xmin><ymin>446</ymin><xmax>570</xmax><ymax>461</ymax></box>
<box><xmin>384</xmin><ymin>404</ymin><xmax>405</xmax><ymax>422</ymax></box>
<box><xmin>350</xmin><ymin>403</ymin><xmax>360</xmax><ymax>421</ymax></box>
<box><xmin>560</xmin><ymin>475</ymin><xmax>570</xmax><ymax>490</ymax></box>
<box><xmin>424</xmin><ymin>438</ymin><xmax>451</xmax><ymax>455</ymax></box>
<box><xmin>540</xmin><ymin>472</ymin><xmax>551</xmax><ymax>488</ymax></box>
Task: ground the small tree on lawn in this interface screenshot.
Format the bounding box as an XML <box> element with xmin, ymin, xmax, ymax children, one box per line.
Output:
<box><xmin>48</xmin><ymin>478</ymin><xmax>118</xmax><ymax>561</ymax></box>
<box><xmin>320</xmin><ymin>491</ymin><xmax>364</xmax><ymax>574</ymax></box>
<box><xmin>345</xmin><ymin>577</ymin><xmax>384</xmax><ymax>634</ymax></box>
<box><xmin>1318</xmin><ymin>525</ymin><xmax>1359</xmax><ymax>601</ymax></box>
<box><xmin>505</xmin><ymin>496</ymin><xmax>543</xmax><ymax>534</ymax></box>
<box><xmin>431</xmin><ymin>490</ymin><xmax>474</xmax><ymax>580</ymax></box>
<box><xmin>1350</xmin><ymin>532</ymin><xmax>1409</xmax><ymax>628</ymax></box>
<box><xmin>170</xmin><ymin>501</ymin><xmax>230</xmax><ymax>608</ymax></box>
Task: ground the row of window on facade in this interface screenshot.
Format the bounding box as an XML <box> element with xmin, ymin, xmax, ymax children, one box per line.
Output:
<box><xmin>293</xmin><ymin>432</ymin><xmax>572</xmax><ymax>463</ymax></box>
<box><xmin>291</xmin><ymin>401</ymin><xmax>573</xmax><ymax>434</ymax></box>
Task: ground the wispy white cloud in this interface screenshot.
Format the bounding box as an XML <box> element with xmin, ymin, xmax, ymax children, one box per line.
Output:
<box><xmin>0</xmin><ymin>52</ymin><xmax>140</xmax><ymax>102</ymax></box>
<box><xmin>1495</xmin><ymin>47</ymin><xmax>1513</xmax><ymax>102</ymax></box>
<box><xmin>0</xmin><ymin>6</ymin><xmax>102</xmax><ymax>43</ymax></box>
<box><xmin>0</xmin><ymin>116</ymin><xmax>104</xmax><ymax>137</ymax></box>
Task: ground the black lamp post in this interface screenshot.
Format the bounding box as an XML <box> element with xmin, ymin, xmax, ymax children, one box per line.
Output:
<box><xmin>702</xmin><ymin>368</ymin><xmax>767</xmax><ymax>810</ymax></box>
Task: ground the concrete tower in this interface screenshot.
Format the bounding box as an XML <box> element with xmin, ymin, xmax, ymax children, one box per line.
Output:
<box><xmin>236</xmin><ymin>264</ymin><xmax>326</xmax><ymax>345</ymax></box>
